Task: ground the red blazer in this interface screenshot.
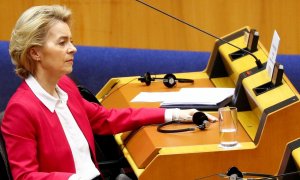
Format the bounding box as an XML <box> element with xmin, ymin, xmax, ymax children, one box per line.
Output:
<box><xmin>1</xmin><ymin>75</ymin><xmax>165</xmax><ymax>180</ymax></box>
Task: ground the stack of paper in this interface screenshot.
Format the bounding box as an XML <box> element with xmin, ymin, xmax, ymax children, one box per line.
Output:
<box><xmin>131</xmin><ymin>88</ymin><xmax>235</xmax><ymax>109</ymax></box>
<box><xmin>160</xmin><ymin>88</ymin><xmax>234</xmax><ymax>106</ymax></box>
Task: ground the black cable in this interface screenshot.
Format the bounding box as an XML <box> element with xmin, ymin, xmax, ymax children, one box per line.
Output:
<box><xmin>157</xmin><ymin>121</ymin><xmax>196</xmax><ymax>133</ymax></box>
<box><xmin>135</xmin><ymin>0</ymin><xmax>263</xmax><ymax>69</ymax></box>
<box><xmin>101</xmin><ymin>77</ymin><xmax>137</xmax><ymax>103</ymax></box>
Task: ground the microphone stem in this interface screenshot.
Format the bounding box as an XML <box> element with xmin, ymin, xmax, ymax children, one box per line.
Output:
<box><xmin>136</xmin><ymin>0</ymin><xmax>263</xmax><ymax>69</ymax></box>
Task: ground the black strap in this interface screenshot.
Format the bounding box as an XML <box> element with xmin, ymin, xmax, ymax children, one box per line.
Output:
<box><xmin>157</xmin><ymin>121</ymin><xmax>196</xmax><ymax>133</ymax></box>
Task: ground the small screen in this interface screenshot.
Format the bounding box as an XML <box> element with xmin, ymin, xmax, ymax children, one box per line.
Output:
<box><xmin>271</xmin><ymin>63</ymin><xmax>279</xmax><ymax>85</ymax></box>
<box><xmin>247</xmin><ymin>30</ymin><xmax>255</xmax><ymax>50</ymax></box>
<box><xmin>247</xmin><ymin>29</ymin><xmax>258</xmax><ymax>52</ymax></box>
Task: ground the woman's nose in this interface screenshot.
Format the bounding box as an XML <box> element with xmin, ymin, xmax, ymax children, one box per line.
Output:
<box><xmin>68</xmin><ymin>43</ymin><xmax>77</xmax><ymax>54</ymax></box>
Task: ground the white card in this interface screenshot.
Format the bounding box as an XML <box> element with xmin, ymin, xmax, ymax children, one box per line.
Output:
<box><xmin>266</xmin><ymin>30</ymin><xmax>280</xmax><ymax>77</ymax></box>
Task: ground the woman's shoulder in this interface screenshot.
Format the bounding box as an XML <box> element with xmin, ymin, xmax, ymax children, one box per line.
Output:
<box><xmin>3</xmin><ymin>83</ymin><xmax>42</xmax><ymax>130</ymax></box>
<box><xmin>6</xmin><ymin>84</ymin><xmax>40</xmax><ymax>114</ymax></box>
<box><xmin>8</xmin><ymin>81</ymin><xmax>36</xmax><ymax>105</ymax></box>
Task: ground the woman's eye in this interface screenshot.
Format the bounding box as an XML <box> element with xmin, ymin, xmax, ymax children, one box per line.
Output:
<box><xmin>59</xmin><ymin>41</ymin><xmax>66</xmax><ymax>46</ymax></box>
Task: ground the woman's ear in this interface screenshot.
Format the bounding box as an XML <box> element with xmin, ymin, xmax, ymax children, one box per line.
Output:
<box><xmin>28</xmin><ymin>47</ymin><xmax>41</xmax><ymax>61</ymax></box>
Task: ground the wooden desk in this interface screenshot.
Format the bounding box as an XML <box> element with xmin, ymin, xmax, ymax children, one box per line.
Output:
<box><xmin>96</xmin><ymin>27</ymin><xmax>300</xmax><ymax>180</ymax></box>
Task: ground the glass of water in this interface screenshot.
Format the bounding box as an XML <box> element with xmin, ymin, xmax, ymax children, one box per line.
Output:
<box><xmin>218</xmin><ymin>107</ymin><xmax>238</xmax><ymax>148</ymax></box>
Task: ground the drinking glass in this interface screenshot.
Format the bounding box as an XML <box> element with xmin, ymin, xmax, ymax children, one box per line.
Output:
<box><xmin>219</xmin><ymin>107</ymin><xmax>238</xmax><ymax>148</ymax></box>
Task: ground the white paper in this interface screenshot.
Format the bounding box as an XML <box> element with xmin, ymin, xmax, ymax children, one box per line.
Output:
<box><xmin>266</xmin><ymin>30</ymin><xmax>280</xmax><ymax>77</ymax></box>
<box><xmin>130</xmin><ymin>92</ymin><xmax>178</xmax><ymax>102</ymax></box>
<box><xmin>161</xmin><ymin>88</ymin><xmax>235</xmax><ymax>106</ymax></box>
<box><xmin>131</xmin><ymin>88</ymin><xmax>235</xmax><ymax>106</ymax></box>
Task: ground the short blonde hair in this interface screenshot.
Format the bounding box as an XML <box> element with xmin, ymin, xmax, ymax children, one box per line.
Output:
<box><xmin>9</xmin><ymin>5</ymin><xmax>72</xmax><ymax>79</ymax></box>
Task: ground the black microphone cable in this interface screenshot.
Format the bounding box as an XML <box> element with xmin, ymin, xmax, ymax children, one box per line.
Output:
<box><xmin>135</xmin><ymin>0</ymin><xmax>263</xmax><ymax>69</ymax></box>
<box><xmin>196</xmin><ymin>167</ymin><xmax>300</xmax><ymax>180</ymax></box>
<box><xmin>101</xmin><ymin>77</ymin><xmax>137</xmax><ymax>103</ymax></box>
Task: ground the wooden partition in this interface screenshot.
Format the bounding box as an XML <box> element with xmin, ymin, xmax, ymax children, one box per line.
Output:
<box><xmin>278</xmin><ymin>138</ymin><xmax>300</xmax><ymax>179</ymax></box>
<box><xmin>0</xmin><ymin>0</ymin><xmax>300</xmax><ymax>54</ymax></box>
<box><xmin>98</xmin><ymin>27</ymin><xmax>300</xmax><ymax>180</ymax></box>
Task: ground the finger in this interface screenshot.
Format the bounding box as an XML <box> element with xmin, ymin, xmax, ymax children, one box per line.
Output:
<box><xmin>204</xmin><ymin>112</ymin><xmax>218</xmax><ymax>122</ymax></box>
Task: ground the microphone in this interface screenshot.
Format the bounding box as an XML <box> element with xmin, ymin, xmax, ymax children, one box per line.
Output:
<box><xmin>196</xmin><ymin>166</ymin><xmax>300</xmax><ymax>180</ymax></box>
<box><xmin>225</xmin><ymin>166</ymin><xmax>300</xmax><ymax>180</ymax></box>
<box><xmin>157</xmin><ymin>112</ymin><xmax>210</xmax><ymax>133</ymax></box>
<box><xmin>135</xmin><ymin>0</ymin><xmax>263</xmax><ymax>70</ymax></box>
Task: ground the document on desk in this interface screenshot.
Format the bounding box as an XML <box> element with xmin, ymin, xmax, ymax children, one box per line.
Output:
<box><xmin>130</xmin><ymin>92</ymin><xmax>179</xmax><ymax>102</ymax></box>
<box><xmin>160</xmin><ymin>88</ymin><xmax>235</xmax><ymax>106</ymax></box>
<box><xmin>131</xmin><ymin>88</ymin><xmax>235</xmax><ymax>109</ymax></box>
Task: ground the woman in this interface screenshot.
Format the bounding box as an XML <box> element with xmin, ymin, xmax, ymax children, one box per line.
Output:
<box><xmin>1</xmin><ymin>5</ymin><xmax>216</xmax><ymax>180</ymax></box>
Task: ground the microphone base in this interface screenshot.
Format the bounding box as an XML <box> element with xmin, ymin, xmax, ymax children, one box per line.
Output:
<box><xmin>229</xmin><ymin>47</ymin><xmax>258</xmax><ymax>61</ymax></box>
<box><xmin>253</xmin><ymin>81</ymin><xmax>282</xmax><ymax>96</ymax></box>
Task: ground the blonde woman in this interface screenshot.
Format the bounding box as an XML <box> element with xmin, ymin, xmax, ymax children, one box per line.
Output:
<box><xmin>1</xmin><ymin>5</ymin><xmax>216</xmax><ymax>180</ymax></box>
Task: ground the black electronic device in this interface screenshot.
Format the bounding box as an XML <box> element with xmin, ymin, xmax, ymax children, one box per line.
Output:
<box><xmin>197</xmin><ymin>166</ymin><xmax>300</xmax><ymax>179</ymax></box>
<box><xmin>135</xmin><ymin>0</ymin><xmax>263</xmax><ymax>70</ymax></box>
<box><xmin>157</xmin><ymin>112</ymin><xmax>210</xmax><ymax>133</ymax></box>
<box><xmin>229</xmin><ymin>29</ymin><xmax>260</xmax><ymax>60</ymax></box>
<box><xmin>224</xmin><ymin>166</ymin><xmax>300</xmax><ymax>180</ymax></box>
<box><xmin>247</xmin><ymin>29</ymin><xmax>259</xmax><ymax>52</ymax></box>
<box><xmin>271</xmin><ymin>62</ymin><xmax>284</xmax><ymax>87</ymax></box>
<box><xmin>253</xmin><ymin>62</ymin><xmax>284</xmax><ymax>95</ymax></box>
<box><xmin>138</xmin><ymin>72</ymin><xmax>194</xmax><ymax>88</ymax></box>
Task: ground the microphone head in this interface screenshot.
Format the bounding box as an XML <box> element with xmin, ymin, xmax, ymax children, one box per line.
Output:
<box><xmin>192</xmin><ymin>112</ymin><xmax>209</xmax><ymax>130</ymax></box>
<box><xmin>226</xmin><ymin>166</ymin><xmax>243</xmax><ymax>178</ymax></box>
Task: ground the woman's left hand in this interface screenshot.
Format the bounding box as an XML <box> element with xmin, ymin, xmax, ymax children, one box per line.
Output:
<box><xmin>177</xmin><ymin>109</ymin><xmax>218</xmax><ymax>122</ymax></box>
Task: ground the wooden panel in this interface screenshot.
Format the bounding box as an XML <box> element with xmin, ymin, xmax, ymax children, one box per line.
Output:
<box><xmin>125</xmin><ymin>126</ymin><xmax>161</xmax><ymax>169</ymax></box>
<box><xmin>0</xmin><ymin>0</ymin><xmax>300</xmax><ymax>54</ymax></box>
<box><xmin>278</xmin><ymin>138</ymin><xmax>300</xmax><ymax>176</ymax></box>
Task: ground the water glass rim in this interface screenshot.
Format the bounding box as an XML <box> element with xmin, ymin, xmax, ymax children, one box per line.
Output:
<box><xmin>218</xmin><ymin>106</ymin><xmax>237</xmax><ymax>111</ymax></box>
